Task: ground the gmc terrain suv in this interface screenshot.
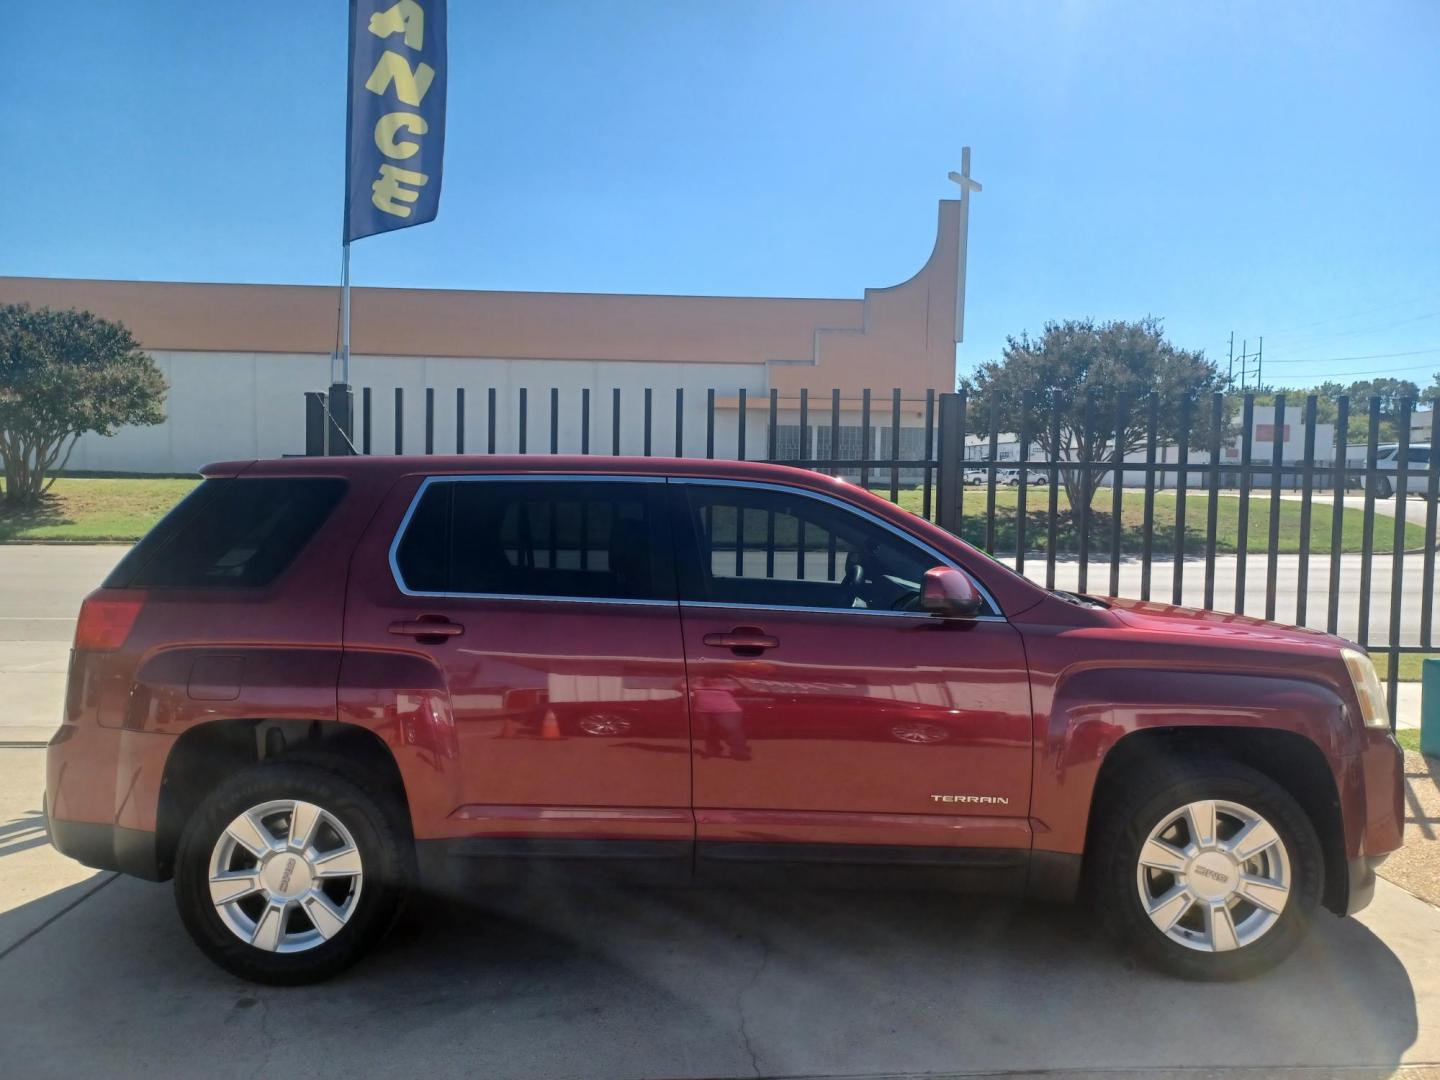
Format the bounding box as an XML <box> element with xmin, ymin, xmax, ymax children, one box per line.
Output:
<box><xmin>45</xmin><ymin>456</ymin><xmax>1403</xmax><ymax>984</ymax></box>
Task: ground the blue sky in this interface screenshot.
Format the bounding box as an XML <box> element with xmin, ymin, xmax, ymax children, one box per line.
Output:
<box><xmin>5</xmin><ymin>1</ymin><xmax>1438</xmax><ymax>390</ymax></box>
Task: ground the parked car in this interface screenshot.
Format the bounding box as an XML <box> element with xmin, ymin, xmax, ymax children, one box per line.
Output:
<box><xmin>46</xmin><ymin>457</ymin><xmax>1402</xmax><ymax>985</ymax></box>
<box><xmin>996</xmin><ymin>472</ymin><xmax>1054</xmax><ymax>489</ymax></box>
<box><xmin>965</xmin><ymin>467</ymin><xmax>1047</xmax><ymax>487</ymax></box>
<box><xmin>1367</xmin><ymin>443</ymin><xmax>1434</xmax><ymax>498</ymax></box>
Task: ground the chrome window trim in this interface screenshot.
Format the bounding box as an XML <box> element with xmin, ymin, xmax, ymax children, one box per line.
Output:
<box><xmin>396</xmin><ymin>590</ymin><xmax>675</xmax><ymax>607</ymax></box>
<box><xmin>386</xmin><ymin>471</ymin><xmax>1005</xmax><ymax>620</ymax></box>
<box><xmin>671</xmin><ymin>476</ymin><xmax>1005</xmax><ymax>619</ymax></box>
<box><xmin>388</xmin><ymin>473</ymin><xmax>669</xmax><ymax>601</ymax></box>
<box><xmin>679</xmin><ymin>599</ymin><xmax>1005</xmax><ymax>623</ymax></box>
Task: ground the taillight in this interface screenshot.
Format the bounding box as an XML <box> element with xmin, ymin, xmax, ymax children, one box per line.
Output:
<box><xmin>74</xmin><ymin>594</ymin><xmax>144</xmax><ymax>652</ymax></box>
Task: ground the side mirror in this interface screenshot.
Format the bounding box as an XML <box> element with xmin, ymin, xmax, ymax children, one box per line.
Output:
<box><xmin>920</xmin><ymin>566</ymin><xmax>985</xmax><ymax>619</ymax></box>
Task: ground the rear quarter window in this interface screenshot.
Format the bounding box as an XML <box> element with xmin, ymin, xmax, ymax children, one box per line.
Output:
<box><xmin>104</xmin><ymin>477</ymin><xmax>347</xmax><ymax>589</ymax></box>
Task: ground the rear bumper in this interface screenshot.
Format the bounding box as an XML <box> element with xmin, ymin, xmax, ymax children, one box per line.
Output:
<box><xmin>46</xmin><ymin>811</ymin><xmax>166</xmax><ymax>881</ymax></box>
<box><xmin>45</xmin><ymin>719</ymin><xmax>174</xmax><ymax>881</ymax></box>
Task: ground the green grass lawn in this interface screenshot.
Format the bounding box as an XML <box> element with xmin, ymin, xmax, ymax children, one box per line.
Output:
<box><xmin>0</xmin><ymin>476</ymin><xmax>199</xmax><ymax>541</ymax></box>
<box><xmin>1395</xmin><ymin>728</ymin><xmax>1438</xmax><ymax>756</ymax></box>
<box><xmin>894</xmin><ymin>487</ymin><xmax>1429</xmax><ymax>556</ymax></box>
<box><xmin>1374</xmin><ymin>653</ymin><xmax>1440</xmax><ymax>683</ymax></box>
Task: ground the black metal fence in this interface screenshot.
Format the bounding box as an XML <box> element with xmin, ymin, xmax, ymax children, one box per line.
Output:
<box><xmin>305</xmin><ymin>384</ymin><xmax>1439</xmax><ymax>721</ymax></box>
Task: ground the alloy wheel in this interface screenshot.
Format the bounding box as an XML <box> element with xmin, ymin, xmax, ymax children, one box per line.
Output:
<box><xmin>208</xmin><ymin>799</ymin><xmax>364</xmax><ymax>954</ymax></box>
<box><xmin>1135</xmin><ymin>798</ymin><xmax>1290</xmax><ymax>953</ymax></box>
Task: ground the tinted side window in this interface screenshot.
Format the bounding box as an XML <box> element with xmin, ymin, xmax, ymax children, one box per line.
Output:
<box><xmin>1408</xmin><ymin>447</ymin><xmax>1430</xmax><ymax>465</ymax></box>
<box><xmin>393</xmin><ymin>481</ymin><xmax>451</xmax><ymax>593</ymax></box>
<box><xmin>678</xmin><ymin>485</ymin><xmax>944</xmax><ymax>613</ymax></box>
<box><xmin>393</xmin><ymin>480</ymin><xmax>673</xmax><ymax>601</ymax></box>
<box><xmin>105</xmin><ymin>477</ymin><xmax>346</xmax><ymax>589</ymax></box>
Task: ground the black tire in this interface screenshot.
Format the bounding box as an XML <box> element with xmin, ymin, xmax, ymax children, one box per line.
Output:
<box><xmin>1370</xmin><ymin>476</ymin><xmax>1393</xmax><ymax>499</ymax></box>
<box><xmin>174</xmin><ymin>761</ymin><xmax>412</xmax><ymax>985</ymax></box>
<box><xmin>1089</xmin><ymin>756</ymin><xmax>1323</xmax><ymax>981</ymax></box>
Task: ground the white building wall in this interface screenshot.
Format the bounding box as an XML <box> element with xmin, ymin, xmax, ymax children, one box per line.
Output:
<box><xmin>956</xmin><ymin>404</ymin><xmax>1337</xmax><ymax>489</ymax></box>
<box><xmin>1413</xmin><ymin>410</ymin><xmax>1435</xmax><ymax>443</ymax></box>
<box><xmin>68</xmin><ymin>350</ymin><xmax>772</xmax><ymax>474</ymax></box>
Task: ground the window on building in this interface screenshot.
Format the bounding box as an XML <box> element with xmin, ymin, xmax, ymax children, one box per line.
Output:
<box><xmin>772</xmin><ymin>424</ymin><xmax>805</xmax><ymax>462</ymax></box>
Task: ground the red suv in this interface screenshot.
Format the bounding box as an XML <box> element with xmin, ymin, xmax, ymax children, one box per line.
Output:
<box><xmin>45</xmin><ymin>457</ymin><xmax>1403</xmax><ymax>984</ymax></box>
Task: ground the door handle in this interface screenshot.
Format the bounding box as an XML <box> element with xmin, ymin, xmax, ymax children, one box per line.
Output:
<box><xmin>389</xmin><ymin>619</ymin><xmax>464</xmax><ymax>639</ymax></box>
<box><xmin>703</xmin><ymin>628</ymin><xmax>779</xmax><ymax>655</ymax></box>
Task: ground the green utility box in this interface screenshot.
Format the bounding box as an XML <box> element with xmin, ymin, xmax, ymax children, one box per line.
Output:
<box><xmin>1424</xmin><ymin>659</ymin><xmax>1440</xmax><ymax>757</ymax></box>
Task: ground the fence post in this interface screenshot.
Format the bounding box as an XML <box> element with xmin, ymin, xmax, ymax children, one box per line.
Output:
<box><xmin>325</xmin><ymin>384</ymin><xmax>354</xmax><ymax>455</ymax></box>
<box><xmin>304</xmin><ymin>392</ymin><xmax>326</xmax><ymax>456</ymax></box>
<box><xmin>936</xmin><ymin>392</ymin><xmax>964</xmax><ymax>535</ymax></box>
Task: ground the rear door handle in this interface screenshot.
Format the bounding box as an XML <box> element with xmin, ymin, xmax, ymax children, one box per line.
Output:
<box><xmin>703</xmin><ymin>628</ymin><xmax>779</xmax><ymax>655</ymax></box>
<box><xmin>389</xmin><ymin>619</ymin><xmax>464</xmax><ymax>639</ymax></box>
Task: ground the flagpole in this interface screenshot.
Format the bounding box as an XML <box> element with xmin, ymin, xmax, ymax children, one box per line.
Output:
<box><xmin>327</xmin><ymin>0</ymin><xmax>358</xmax><ymax>454</ymax></box>
<box><xmin>340</xmin><ymin>240</ymin><xmax>352</xmax><ymax>385</ymax></box>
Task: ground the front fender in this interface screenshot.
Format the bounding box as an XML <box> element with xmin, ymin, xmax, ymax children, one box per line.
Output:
<box><xmin>1030</xmin><ymin>665</ymin><xmax>1351</xmax><ymax>856</ymax></box>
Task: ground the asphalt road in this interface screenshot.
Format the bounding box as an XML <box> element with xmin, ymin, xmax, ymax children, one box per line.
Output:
<box><xmin>1</xmin><ymin>743</ymin><xmax>1437</xmax><ymax>1079</ymax></box>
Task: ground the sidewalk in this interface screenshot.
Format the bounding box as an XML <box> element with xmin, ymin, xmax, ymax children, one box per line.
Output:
<box><xmin>1381</xmin><ymin>748</ymin><xmax>1440</xmax><ymax>908</ymax></box>
<box><xmin>1</xmin><ymin>745</ymin><xmax>1438</xmax><ymax>1078</ymax></box>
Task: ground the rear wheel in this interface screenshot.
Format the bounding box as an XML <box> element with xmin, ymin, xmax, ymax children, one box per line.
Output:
<box><xmin>1090</xmin><ymin>757</ymin><xmax>1323</xmax><ymax>980</ymax></box>
<box><xmin>174</xmin><ymin>762</ymin><xmax>411</xmax><ymax>984</ymax></box>
<box><xmin>1370</xmin><ymin>475</ymin><xmax>1394</xmax><ymax>499</ymax></box>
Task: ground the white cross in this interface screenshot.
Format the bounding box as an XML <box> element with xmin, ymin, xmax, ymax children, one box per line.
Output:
<box><xmin>947</xmin><ymin>146</ymin><xmax>983</xmax><ymax>197</ymax></box>
<box><xmin>947</xmin><ymin>146</ymin><xmax>981</xmax><ymax>344</ymax></box>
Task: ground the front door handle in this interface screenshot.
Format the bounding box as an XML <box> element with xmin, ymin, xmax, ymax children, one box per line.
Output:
<box><xmin>389</xmin><ymin>619</ymin><xmax>464</xmax><ymax>640</ymax></box>
<box><xmin>703</xmin><ymin>628</ymin><xmax>779</xmax><ymax>656</ymax></box>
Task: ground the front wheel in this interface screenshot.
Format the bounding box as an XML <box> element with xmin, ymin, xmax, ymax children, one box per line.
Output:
<box><xmin>1090</xmin><ymin>757</ymin><xmax>1323</xmax><ymax>980</ymax></box>
<box><xmin>173</xmin><ymin>762</ymin><xmax>411</xmax><ymax>985</ymax></box>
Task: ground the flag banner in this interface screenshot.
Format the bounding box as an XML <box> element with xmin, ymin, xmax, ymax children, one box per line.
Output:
<box><xmin>346</xmin><ymin>0</ymin><xmax>447</xmax><ymax>242</ymax></box>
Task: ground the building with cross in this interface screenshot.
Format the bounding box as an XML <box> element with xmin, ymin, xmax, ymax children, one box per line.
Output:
<box><xmin>0</xmin><ymin>165</ymin><xmax>982</xmax><ymax>475</ymax></box>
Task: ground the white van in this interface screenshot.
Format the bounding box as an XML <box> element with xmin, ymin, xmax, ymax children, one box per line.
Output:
<box><xmin>1369</xmin><ymin>443</ymin><xmax>1433</xmax><ymax>498</ymax></box>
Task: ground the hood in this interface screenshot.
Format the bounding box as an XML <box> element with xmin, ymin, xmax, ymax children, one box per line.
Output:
<box><xmin>1100</xmin><ymin>595</ymin><xmax>1356</xmax><ymax>654</ymax></box>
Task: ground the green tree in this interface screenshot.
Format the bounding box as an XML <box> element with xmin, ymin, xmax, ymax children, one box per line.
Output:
<box><xmin>0</xmin><ymin>304</ymin><xmax>167</xmax><ymax>505</ymax></box>
<box><xmin>961</xmin><ymin>317</ymin><xmax>1230</xmax><ymax>509</ymax></box>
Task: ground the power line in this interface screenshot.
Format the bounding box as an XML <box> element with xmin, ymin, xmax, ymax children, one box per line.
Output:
<box><xmin>1257</xmin><ymin>290</ymin><xmax>1440</xmax><ymax>337</ymax></box>
<box><xmin>1262</xmin><ymin>310</ymin><xmax>1440</xmax><ymax>357</ymax></box>
<box><xmin>1271</xmin><ymin>360</ymin><xmax>1440</xmax><ymax>380</ymax></box>
<box><xmin>1261</xmin><ymin>344</ymin><xmax>1440</xmax><ymax>366</ymax></box>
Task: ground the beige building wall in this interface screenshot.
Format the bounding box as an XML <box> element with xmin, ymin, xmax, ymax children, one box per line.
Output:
<box><xmin>1</xmin><ymin>201</ymin><xmax>963</xmax><ymax>474</ymax></box>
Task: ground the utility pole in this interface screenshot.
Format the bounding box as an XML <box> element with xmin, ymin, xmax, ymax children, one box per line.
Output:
<box><xmin>1231</xmin><ymin>336</ymin><xmax>1263</xmax><ymax>391</ymax></box>
<box><xmin>1228</xmin><ymin>331</ymin><xmax>1235</xmax><ymax>384</ymax></box>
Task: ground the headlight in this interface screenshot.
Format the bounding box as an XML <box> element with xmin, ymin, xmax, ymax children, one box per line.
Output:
<box><xmin>1342</xmin><ymin>648</ymin><xmax>1391</xmax><ymax>729</ymax></box>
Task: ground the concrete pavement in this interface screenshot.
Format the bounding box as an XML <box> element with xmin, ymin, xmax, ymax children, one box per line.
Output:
<box><xmin>0</xmin><ymin>546</ymin><xmax>123</xmax><ymax>743</ymax></box>
<box><xmin>1</xmin><ymin>743</ymin><xmax>1438</xmax><ymax>1079</ymax></box>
